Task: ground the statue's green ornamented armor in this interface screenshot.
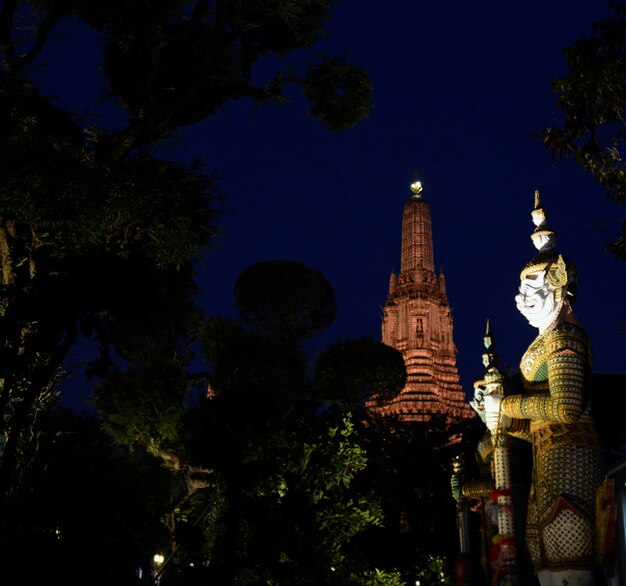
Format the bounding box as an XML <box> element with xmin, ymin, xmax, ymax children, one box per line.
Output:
<box><xmin>501</xmin><ymin>321</ymin><xmax>603</xmax><ymax>572</ymax></box>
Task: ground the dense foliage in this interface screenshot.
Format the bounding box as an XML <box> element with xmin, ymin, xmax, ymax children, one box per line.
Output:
<box><xmin>542</xmin><ymin>2</ymin><xmax>626</xmax><ymax>259</ymax></box>
<box><xmin>1</xmin><ymin>407</ymin><xmax>172</xmax><ymax>586</ymax></box>
<box><xmin>92</xmin><ymin>260</ymin><xmax>422</xmax><ymax>584</ymax></box>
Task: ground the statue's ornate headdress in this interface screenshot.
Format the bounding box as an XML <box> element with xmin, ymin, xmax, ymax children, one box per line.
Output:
<box><xmin>472</xmin><ymin>320</ymin><xmax>505</xmax><ymax>413</ymax></box>
<box><xmin>520</xmin><ymin>191</ymin><xmax>577</xmax><ymax>300</ymax></box>
<box><xmin>530</xmin><ymin>189</ymin><xmax>555</xmax><ymax>252</ymax></box>
<box><xmin>482</xmin><ymin>320</ymin><xmax>505</xmax><ymax>387</ymax></box>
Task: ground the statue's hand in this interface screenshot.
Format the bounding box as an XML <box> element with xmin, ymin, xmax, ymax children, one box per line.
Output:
<box><xmin>483</xmin><ymin>394</ymin><xmax>511</xmax><ymax>433</ymax></box>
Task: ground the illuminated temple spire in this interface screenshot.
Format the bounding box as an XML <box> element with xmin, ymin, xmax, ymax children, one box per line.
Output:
<box><xmin>401</xmin><ymin>178</ymin><xmax>434</xmax><ymax>274</ymax></box>
<box><xmin>372</xmin><ymin>176</ymin><xmax>473</xmax><ymax>422</ymax></box>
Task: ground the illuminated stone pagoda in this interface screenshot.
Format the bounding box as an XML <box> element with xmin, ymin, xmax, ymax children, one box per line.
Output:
<box><xmin>373</xmin><ymin>178</ymin><xmax>473</xmax><ymax>422</ymax></box>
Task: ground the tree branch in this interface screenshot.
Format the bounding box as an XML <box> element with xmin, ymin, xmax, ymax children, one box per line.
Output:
<box><xmin>16</xmin><ymin>10</ymin><xmax>61</xmax><ymax>68</ymax></box>
<box><xmin>0</xmin><ymin>3</ymin><xmax>61</xmax><ymax>70</ymax></box>
<box><xmin>0</xmin><ymin>324</ymin><xmax>78</xmax><ymax>505</ymax></box>
<box><xmin>0</xmin><ymin>220</ymin><xmax>16</xmax><ymax>286</ymax></box>
<box><xmin>0</xmin><ymin>0</ymin><xmax>18</xmax><ymax>68</ymax></box>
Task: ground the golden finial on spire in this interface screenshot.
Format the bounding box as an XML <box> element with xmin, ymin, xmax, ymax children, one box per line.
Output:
<box><xmin>534</xmin><ymin>189</ymin><xmax>541</xmax><ymax>210</ymax></box>
<box><xmin>410</xmin><ymin>170</ymin><xmax>423</xmax><ymax>196</ymax></box>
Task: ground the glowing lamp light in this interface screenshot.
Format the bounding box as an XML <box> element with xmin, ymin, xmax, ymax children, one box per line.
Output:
<box><xmin>153</xmin><ymin>554</ymin><xmax>165</xmax><ymax>565</ymax></box>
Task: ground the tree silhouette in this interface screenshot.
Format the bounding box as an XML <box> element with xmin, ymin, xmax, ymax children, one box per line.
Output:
<box><xmin>542</xmin><ymin>2</ymin><xmax>626</xmax><ymax>259</ymax></box>
<box><xmin>0</xmin><ymin>0</ymin><xmax>372</xmax><ymax>506</ymax></box>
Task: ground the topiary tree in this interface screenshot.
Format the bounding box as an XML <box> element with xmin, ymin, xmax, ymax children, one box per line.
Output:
<box><xmin>94</xmin><ymin>260</ymin><xmax>406</xmax><ymax>583</ymax></box>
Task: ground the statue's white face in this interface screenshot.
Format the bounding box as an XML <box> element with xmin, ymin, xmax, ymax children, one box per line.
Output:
<box><xmin>515</xmin><ymin>271</ymin><xmax>559</xmax><ymax>332</ymax></box>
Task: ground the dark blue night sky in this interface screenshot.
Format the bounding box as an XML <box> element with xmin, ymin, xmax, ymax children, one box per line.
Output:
<box><xmin>37</xmin><ymin>1</ymin><xmax>625</xmax><ymax>411</ymax></box>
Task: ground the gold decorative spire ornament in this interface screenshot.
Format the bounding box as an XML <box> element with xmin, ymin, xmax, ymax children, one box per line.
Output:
<box><xmin>410</xmin><ymin>179</ymin><xmax>423</xmax><ymax>197</ymax></box>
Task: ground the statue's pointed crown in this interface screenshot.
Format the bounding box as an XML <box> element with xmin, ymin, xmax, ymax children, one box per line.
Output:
<box><xmin>521</xmin><ymin>191</ymin><xmax>575</xmax><ymax>294</ymax></box>
<box><xmin>482</xmin><ymin>319</ymin><xmax>503</xmax><ymax>384</ymax></box>
<box><xmin>530</xmin><ymin>190</ymin><xmax>556</xmax><ymax>252</ymax></box>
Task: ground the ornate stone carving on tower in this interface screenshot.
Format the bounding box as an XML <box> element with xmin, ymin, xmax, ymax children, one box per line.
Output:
<box><xmin>374</xmin><ymin>178</ymin><xmax>473</xmax><ymax>422</ymax></box>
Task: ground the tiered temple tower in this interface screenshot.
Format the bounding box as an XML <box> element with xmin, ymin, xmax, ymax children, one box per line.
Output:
<box><xmin>374</xmin><ymin>178</ymin><xmax>472</xmax><ymax>422</ymax></box>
